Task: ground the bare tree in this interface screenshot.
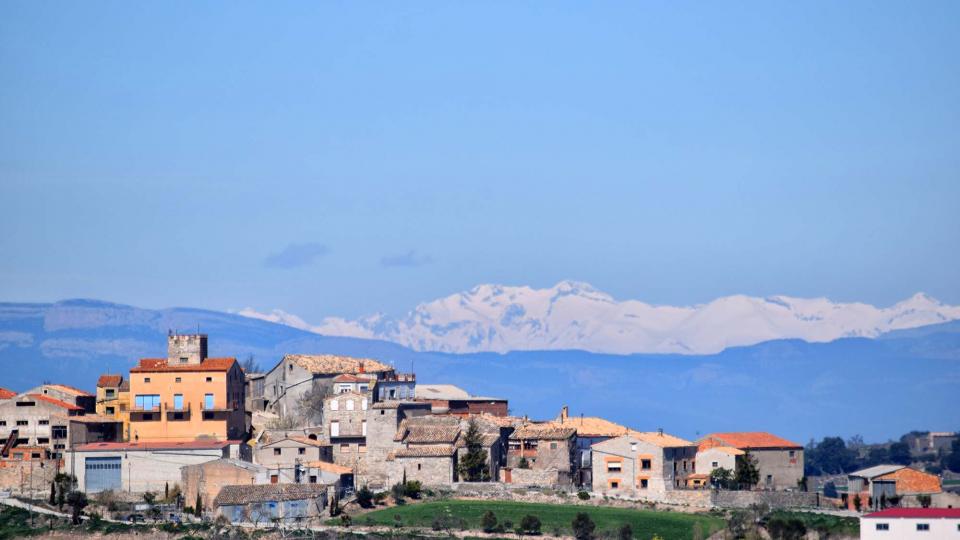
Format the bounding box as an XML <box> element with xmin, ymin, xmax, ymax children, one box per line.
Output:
<box><xmin>298</xmin><ymin>382</ymin><xmax>329</xmax><ymax>425</ymax></box>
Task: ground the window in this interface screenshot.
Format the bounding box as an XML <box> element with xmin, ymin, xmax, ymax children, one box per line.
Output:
<box><xmin>0</xmin><ymin>421</ymin><xmax>4</xmax><ymax>426</ymax></box>
<box><xmin>204</xmin><ymin>394</ymin><xmax>214</xmax><ymax>410</ymax></box>
<box><xmin>37</xmin><ymin>438</ymin><xmax>49</xmax><ymax>444</ymax></box>
<box><xmin>340</xmin><ymin>443</ymin><xmax>351</xmax><ymax>453</ymax></box>
<box><xmin>389</xmin><ymin>389</ymin><xmax>396</xmax><ymax>399</ymax></box>
<box><xmin>417</xmin><ymin>463</ymin><xmax>422</xmax><ymax>471</ymax></box>
<box><xmin>330</xmin><ymin>399</ymin><xmax>339</xmax><ymax>411</ymax></box>
<box><xmin>173</xmin><ymin>394</ymin><xmax>183</xmax><ymax>410</ymax></box>
<box><xmin>346</xmin><ymin>399</ymin><xmax>354</xmax><ymax>411</ymax></box>
<box><xmin>52</xmin><ymin>426</ymin><xmax>67</xmax><ymax>439</ymax></box>
<box><xmin>362</xmin><ymin>421</ymin><xmax>367</xmax><ymax>436</ymax></box>
<box><xmin>641</xmin><ymin>459</ymin><xmax>652</xmax><ymax>470</ymax></box>
<box><xmin>875</xmin><ymin>524</ymin><xmax>889</xmax><ymax>531</ymax></box>
<box><xmin>330</xmin><ymin>421</ymin><xmax>340</xmax><ymax>437</ymax></box>
<box><xmin>270</xmin><ymin>475</ymin><xmax>278</xmax><ymax>484</ymax></box>
<box><xmin>16</xmin><ymin>420</ymin><xmax>28</xmax><ymax>426</ymax></box>
<box><xmin>274</xmin><ymin>448</ymin><xmax>282</xmax><ymax>456</ymax></box>
<box><xmin>550</xmin><ymin>442</ymin><xmax>557</xmax><ymax>449</ymax></box>
<box><xmin>788</xmin><ymin>450</ymin><xmax>796</xmax><ymax>458</ymax></box>
<box><xmin>179</xmin><ymin>357</ymin><xmax>188</xmax><ymax>364</ymax></box>
<box><xmin>298</xmin><ymin>448</ymin><xmax>305</xmax><ymax>455</ymax></box>
<box><xmin>361</xmin><ymin>398</ymin><xmax>368</xmax><ymax>410</ymax></box>
<box><xmin>144</xmin><ymin>377</ymin><xmax>151</xmax><ymax>383</ymax></box>
<box><xmin>39</xmin><ymin>420</ymin><xmax>49</xmax><ymax>425</ymax></box>
<box><xmin>173</xmin><ymin>413</ymin><xmax>184</xmax><ymax>420</ymax></box>
<box><xmin>711</xmin><ymin>461</ymin><xmax>718</xmax><ymax>468</ymax></box>
<box><xmin>206</xmin><ymin>377</ymin><xmax>213</xmax><ymax>382</ymax></box>
<box><xmin>105</xmin><ymin>389</ymin><xmax>115</xmax><ymax>398</ymax></box>
<box><xmin>309</xmin><ymin>475</ymin><xmax>317</xmax><ymax>484</ymax></box>
<box><xmin>288</xmin><ymin>364</ymin><xmax>293</xmax><ymax>371</ymax></box>
<box><xmin>175</xmin><ymin>377</ymin><xmax>182</xmax><ymax>383</ymax></box>
<box><xmin>105</xmin><ymin>407</ymin><xmax>115</xmax><ymax>415</ymax></box>
<box><xmin>630</xmin><ymin>443</ymin><xmax>637</xmax><ymax>452</ymax></box>
<box><xmin>916</xmin><ymin>523</ymin><xmax>929</xmax><ymax>531</ymax></box>
<box><xmin>610</xmin><ymin>480</ymin><xmax>620</xmax><ymax>489</ymax></box>
<box><xmin>31</xmin><ymin>453</ymin><xmax>41</xmax><ymax>459</ymax></box>
<box><xmin>607</xmin><ymin>461</ymin><xmax>622</xmax><ymax>472</ymax></box>
<box><xmin>135</xmin><ymin>394</ymin><xmax>161</xmax><ymax>410</ymax></box>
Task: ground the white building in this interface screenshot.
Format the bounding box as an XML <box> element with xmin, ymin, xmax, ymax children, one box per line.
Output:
<box><xmin>861</xmin><ymin>508</ymin><xmax>960</xmax><ymax>540</ymax></box>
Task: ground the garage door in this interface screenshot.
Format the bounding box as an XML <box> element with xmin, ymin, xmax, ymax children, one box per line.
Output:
<box><xmin>85</xmin><ymin>456</ymin><xmax>121</xmax><ymax>492</ymax></box>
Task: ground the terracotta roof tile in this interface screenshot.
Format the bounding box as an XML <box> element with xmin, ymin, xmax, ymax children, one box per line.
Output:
<box><xmin>511</xmin><ymin>423</ymin><xmax>576</xmax><ymax>441</ymax></box>
<box><xmin>304</xmin><ymin>461</ymin><xmax>354</xmax><ymax>475</ymax></box>
<box><xmin>394</xmin><ymin>445</ymin><xmax>456</xmax><ymax>458</ymax></box>
<box><xmin>27</xmin><ymin>394</ymin><xmax>84</xmax><ymax>411</ymax></box>
<box><xmin>875</xmin><ymin>467</ymin><xmax>942</xmax><ymax>494</ymax></box>
<box><xmin>404</xmin><ymin>426</ymin><xmax>461</xmax><ymax>445</ymax></box>
<box><xmin>629</xmin><ymin>431</ymin><xmax>694</xmax><ymax>448</ymax></box>
<box><xmin>41</xmin><ymin>384</ymin><xmax>93</xmax><ymax>397</ymax></box>
<box><xmin>130</xmin><ymin>357</ymin><xmax>236</xmax><ymax>373</ymax></box>
<box><xmin>285</xmin><ymin>354</ymin><xmax>392</xmax><ymax>375</ymax></box>
<box><xmin>0</xmin><ymin>387</ymin><xmax>16</xmax><ymax>400</ymax></box>
<box><xmin>560</xmin><ymin>416</ymin><xmax>632</xmax><ymax>438</ymax></box>
<box><xmin>332</xmin><ymin>374</ymin><xmax>374</xmax><ymax>383</ymax></box>
<box><xmin>700</xmin><ymin>432</ymin><xmax>802</xmax><ymax>450</ymax></box>
<box><xmin>699</xmin><ymin>445</ymin><xmax>744</xmax><ymax>456</ymax></box>
<box><xmin>97</xmin><ymin>375</ymin><xmax>123</xmax><ymax>388</ymax></box>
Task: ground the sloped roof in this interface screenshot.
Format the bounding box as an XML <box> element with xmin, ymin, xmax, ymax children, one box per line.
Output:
<box><xmin>0</xmin><ymin>387</ymin><xmax>16</xmax><ymax>400</ymax></box>
<box><xmin>415</xmin><ymin>384</ymin><xmax>504</xmax><ymax>402</ymax></box>
<box><xmin>560</xmin><ymin>416</ymin><xmax>632</xmax><ymax>438</ymax></box>
<box><xmin>262</xmin><ymin>436</ymin><xmax>329</xmax><ymax>448</ymax></box>
<box><xmin>97</xmin><ymin>375</ymin><xmax>123</xmax><ymax>388</ymax></box>
<box><xmin>285</xmin><ymin>354</ymin><xmax>392</xmax><ymax>375</ymax></box>
<box><xmin>849</xmin><ymin>464</ymin><xmax>905</xmax><ymax>479</ymax></box>
<box><xmin>511</xmin><ymin>423</ymin><xmax>576</xmax><ymax>441</ymax></box>
<box><xmin>699</xmin><ymin>445</ymin><xmax>744</xmax><ymax>456</ymax></box>
<box><xmin>875</xmin><ymin>467</ymin><xmax>941</xmax><ymax>494</ymax></box>
<box><xmin>28</xmin><ymin>394</ymin><xmax>84</xmax><ymax>411</ymax></box>
<box><xmin>700</xmin><ymin>432</ymin><xmax>802</xmax><ymax>450</ymax></box>
<box><xmin>73</xmin><ymin>440</ymin><xmax>238</xmax><ymax>452</ymax></box>
<box><xmin>394</xmin><ymin>445</ymin><xmax>456</xmax><ymax>458</ymax></box>
<box><xmin>40</xmin><ymin>384</ymin><xmax>93</xmax><ymax>397</ymax></box>
<box><xmin>214</xmin><ymin>484</ymin><xmax>328</xmax><ymax>506</ymax></box>
<box><xmin>332</xmin><ymin>374</ymin><xmax>374</xmax><ymax>383</ymax></box>
<box><xmin>631</xmin><ymin>431</ymin><xmax>694</xmax><ymax>448</ymax></box>
<box><xmin>131</xmin><ymin>357</ymin><xmax>236</xmax><ymax>373</ymax></box>
<box><xmin>455</xmin><ymin>433</ymin><xmax>501</xmax><ymax>448</ymax></box>
<box><xmin>404</xmin><ymin>425</ymin><xmax>461</xmax><ymax>445</ymax></box>
<box><xmin>304</xmin><ymin>461</ymin><xmax>354</xmax><ymax>475</ymax></box>
<box><xmin>63</xmin><ymin>415</ymin><xmax>122</xmax><ymax>424</ymax></box>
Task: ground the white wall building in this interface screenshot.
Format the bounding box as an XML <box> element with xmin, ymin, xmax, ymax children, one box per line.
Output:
<box><xmin>861</xmin><ymin>508</ymin><xmax>960</xmax><ymax>540</ymax></box>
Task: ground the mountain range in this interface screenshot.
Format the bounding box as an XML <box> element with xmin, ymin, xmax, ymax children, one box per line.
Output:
<box><xmin>239</xmin><ymin>281</ymin><xmax>960</xmax><ymax>354</ymax></box>
<box><xmin>1</xmin><ymin>297</ymin><xmax>958</xmax><ymax>443</ymax></box>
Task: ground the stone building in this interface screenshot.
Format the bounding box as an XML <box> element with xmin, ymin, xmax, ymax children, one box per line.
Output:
<box><xmin>846</xmin><ymin>464</ymin><xmax>942</xmax><ymax>510</ymax></box>
<box><xmin>695</xmin><ymin>445</ymin><xmax>744</xmax><ymax>479</ymax></box>
<box><xmin>255</xmin><ymin>436</ymin><xmax>332</xmax><ymax>474</ymax></box>
<box><xmin>375</xmin><ymin>373</ymin><xmax>416</xmax><ymax>401</ymax></box>
<box><xmin>261</xmin><ymin>354</ymin><xmax>394</xmax><ymax>420</ymax></box>
<box><xmin>698</xmin><ymin>432</ymin><xmax>803</xmax><ymax>491</ymax></box>
<box><xmin>182</xmin><ymin>458</ymin><xmax>269</xmax><ymax>510</ymax></box>
<box><xmin>415</xmin><ymin>384</ymin><xmax>509</xmax><ymax>416</ymax></box>
<box><xmin>214</xmin><ymin>483</ymin><xmax>330</xmax><ymax>525</ymax></box>
<box><xmin>590</xmin><ymin>431</ymin><xmax>697</xmax><ymax>499</ymax></box>
<box><xmin>505</xmin><ymin>422</ymin><xmax>578</xmax><ymax>486</ymax></box>
<box><xmin>362</xmin><ymin>401</ymin><xmax>431</xmax><ymax>488</ymax></box>
<box><xmin>325</xmin><ymin>391</ymin><xmax>370</xmax><ymax>469</ymax></box>
<box><xmin>552</xmin><ymin>407</ymin><xmax>633</xmax><ymax>486</ymax></box>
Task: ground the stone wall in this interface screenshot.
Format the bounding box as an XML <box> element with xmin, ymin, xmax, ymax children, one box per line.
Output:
<box><xmin>712</xmin><ymin>490</ymin><xmax>819</xmax><ymax>509</ymax></box>
<box><xmin>388</xmin><ymin>456</ymin><xmax>454</xmax><ymax>486</ymax></box>
<box><xmin>0</xmin><ymin>459</ymin><xmax>59</xmax><ymax>495</ymax></box>
<box><xmin>500</xmin><ymin>467</ymin><xmax>561</xmax><ymax>487</ymax></box>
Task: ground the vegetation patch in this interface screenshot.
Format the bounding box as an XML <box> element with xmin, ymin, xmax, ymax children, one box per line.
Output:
<box><xmin>357</xmin><ymin>500</ymin><xmax>724</xmax><ymax>539</ymax></box>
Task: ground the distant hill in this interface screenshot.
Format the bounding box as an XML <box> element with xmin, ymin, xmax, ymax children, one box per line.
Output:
<box><xmin>1</xmin><ymin>298</ymin><xmax>958</xmax><ymax>443</ymax></box>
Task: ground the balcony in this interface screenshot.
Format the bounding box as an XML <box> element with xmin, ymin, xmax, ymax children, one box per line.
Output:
<box><xmin>166</xmin><ymin>402</ymin><xmax>191</xmax><ymax>421</ymax></box>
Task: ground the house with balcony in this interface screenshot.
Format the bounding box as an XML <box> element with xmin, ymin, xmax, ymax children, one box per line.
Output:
<box><xmin>96</xmin><ymin>375</ymin><xmax>131</xmax><ymax>439</ymax></box>
<box><xmin>127</xmin><ymin>333</ymin><xmax>246</xmax><ymax>442</ymax></box>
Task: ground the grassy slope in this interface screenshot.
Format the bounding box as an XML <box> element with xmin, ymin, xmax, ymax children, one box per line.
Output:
<box><xmin>360</xmin><ymin>500</ymin><xmax>724</xmax><ymax>540</ymax></box>
<box><xmin>767</xmin><ymin>510</ymin><xmax>858</xmax><ymax>536</ymax></box>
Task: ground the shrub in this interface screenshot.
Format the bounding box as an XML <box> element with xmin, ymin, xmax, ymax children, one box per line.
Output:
<box><xmin>340</xmin><ymin>514</ymin><xmax>352</xmax><ymax>527</ymax></box>
<box><xmin>918</xmin><ymin>494</ymin><xmax>932</xmax><ymax>508</ymax></box>
<box><xmin>356</xmin><ymin>486</ymin><xmax>374</xmax><ymax>509</ymax></box>
<box><xmin>577</xmin><ymin>491</ymin><xmax>590</xmax><ymax>500</ymax></box>
<box><xmin>393</xmin><ymin>514</ymin><xmax>403</xmax><ymax>528</ymax></box>
<box><xmin>766</xmin><ymin>516</ymin><xmax>806</xmax><ymax>540</ymax></box>
<box><xmin>482</xmin><ymin>510</ymin><xmax>498</xmax><ymax>533</ymax></box>
<box><xmin>403</xmin><ymin>480</ymin><xmax>423</xmax><ymax>499</ymax></box>
<box><xmin>521</xmin><ymin>515</ymin><xmax>542</xmax><ymax>535</ymax></box>
<box><xmin>518</xmin><ymin>457</ymin><xmax>530</xmax><ymax>469</ymax></box>
<box><xmin>571</xmin><ymin>512</ymin><xmax>595</xmax><ymax>540</ymax></box>
<box><xmin>618</xmin><ymin>523</ymin><xmax>632</xmax><ymax>540</ymax></box>
<box><xmin>373</xmin><ymin>491</ymin><xmax>388</xmax><ymax>504</ymax></box>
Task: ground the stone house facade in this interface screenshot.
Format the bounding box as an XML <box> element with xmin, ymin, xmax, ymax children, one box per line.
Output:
<box><xmin>181</xmin><ymin>458</ymin><xmax>268</xmax><ymax>510</ymax></box>
<box><xmin>214</xmin><ymin>484</ymin><xmax>330</xmax><ymax>524</ymax></box>
<box><xmin>695</xmin><ymin>445</ymin><xmax>743</xmax><ymax>479</ymax></box>
<box><xmin>699</xmin><ymin>432</ymin><xmax>803</xmax><ymax>491</ymax></box>
<box><xmin>506</xmin><ymin>422</ymin><xmax>578</xmax><ymax>486</ymax></box>
<box><xmin>590</xmin><ymin>431</ymin><xmax>697</xmax><ymax>499</ymax></box>
<box><xmin>255</xmin><ymin>437</ymin><xmax>332</xmax><ymax>473</ymax></box>
<box><xmin>0</xmin><ymin>392</ymin><xmax>89</xmax><ymax>458</ymax></box>
<box><xmin>362</xmin><ymin>401</ymin><xmax>431</xmax><ymax>488</ymax></box>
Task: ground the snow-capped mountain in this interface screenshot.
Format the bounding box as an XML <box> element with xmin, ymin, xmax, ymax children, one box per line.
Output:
<box><xmin>239</xmin><ymin>281</ymin><xmax>960</xmax><ymax>355</ymax></box>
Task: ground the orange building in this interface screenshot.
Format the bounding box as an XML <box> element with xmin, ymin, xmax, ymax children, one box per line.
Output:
<box><xmin>128</xmin><ymin>334</ymin><xmax>246</xmax><ymax>442</ymax></box>
<box><xmin>96</xmin><ymin>375</ymin><xmax>131</xmax><ymax>439</ymax></box>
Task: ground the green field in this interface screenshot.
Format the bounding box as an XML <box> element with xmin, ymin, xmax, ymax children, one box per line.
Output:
<box><xmin>765</xmin><ymin>510</ymin><xmax>859</xmax><ymax>537</ymax></box>
<box><xmin>357</xmin><ymin>500</ymin><xmax>725</xmax><ymax>540</ymax></box>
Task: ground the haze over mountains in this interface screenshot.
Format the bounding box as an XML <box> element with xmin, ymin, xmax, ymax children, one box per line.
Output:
<box><xmin>239</xmin><ymin>281</ymin><xmax>960</xmax><ymax>354</ymax></box>
<box><xmin>1</xmin><ymin>297</ymin><xmax>959</xmax><ymax>442</ymax></box>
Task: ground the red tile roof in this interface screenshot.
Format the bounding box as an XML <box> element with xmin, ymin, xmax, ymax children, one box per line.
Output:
<box><xmin>863</xmin><ymin>508</ymin><xmax>960</xmax><ymax>519</ymax></box>
<box><xmin>97</xmin><ymin>374</ymin><xmax>123</xmax><ymax>387</ymax></box>
<box><xmin>700</xmin><ymin>432</ymin><xmax>802</xmax><ymax>450</ymax></box>
<box><xmin>28</xmin><ymin>394</ymin><xmax>84</xmax><ymax>411</ymax></box>
<box><xmin>72</xmin><ymin>439</ymin><xmax>239</xmax><ymax>452</ymax></box>
<box><xmin>332</xmin><ymin>374</ymin><xmax>373</xmax><ymax>383</ymax></box>
<box><xmin>130</xmin><ymin>357</ymin><xmax>236</xmax><ymax>373</ymax></box>
<box><xmin>0</xmin><ymin>387</ymin><xmax>16</xmax><ymax>400</ymax></box>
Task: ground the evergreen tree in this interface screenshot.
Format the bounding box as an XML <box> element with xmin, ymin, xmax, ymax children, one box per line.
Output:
<box><xmin>481</xmin><ymin>510</ymin><xmax>498</xmax><ymax>533</ymax></box>
<box><xmin>571</xmin><ymin>512</ymin><xmax>595</xmax><ymax>540</ymax></box>
<box><xmin>735</xmin><ymin>451</ymin><xmax>760</xmax><ymax>489</ymax></box>
<box><xmin>457</xmin><ymin>418</ymin><xmax>490</xmax><ymax>481</ymax></box>
<box><xmin>195</xmin><ymin>493</ymin><xmax>203</xmax><ymax>517</ymax></box>
<box><xmin>49</xmin><ymin>481</ymin><xmax>56</xmax><ymax>505</ymax></box>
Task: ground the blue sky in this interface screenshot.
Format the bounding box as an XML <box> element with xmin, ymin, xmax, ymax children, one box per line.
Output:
<box><xmin>1</xmin><ymin>1</ymin><xmax>958</xmax><ymax>321</ymax></box>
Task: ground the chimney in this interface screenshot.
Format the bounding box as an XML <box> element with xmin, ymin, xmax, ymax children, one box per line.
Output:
<box><xmin>658</xmin><ymin>427</ymin><xmax>664</xmax><ymax>436</ymax></box>
<box><xmin>359</xmin><ymin>361</ymin><xmax>365</xmax><ymax>374</ymax></box>
<box><xmin>561</xmin><ymin>406</ymin><xmax>569</xmax><ymax>422</ymax></box>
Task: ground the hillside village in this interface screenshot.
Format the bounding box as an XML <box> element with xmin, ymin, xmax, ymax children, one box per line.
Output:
<box><xmin>1</xmin><ymin>333</ymin><xmax>956</xmax><ymax>529</ymax></box>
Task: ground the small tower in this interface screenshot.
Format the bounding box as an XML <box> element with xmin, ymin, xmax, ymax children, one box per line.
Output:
<box><xmin>167</xmin><ymin>332</ymin><xmax>208</xmax><ymax>365</ymax></box>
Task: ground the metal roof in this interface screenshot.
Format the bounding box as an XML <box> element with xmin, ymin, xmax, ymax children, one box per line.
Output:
<box><xmin>848</xmin><ymin>464</ymin><xmax>905</xmax><ymax>479</ymax></box>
